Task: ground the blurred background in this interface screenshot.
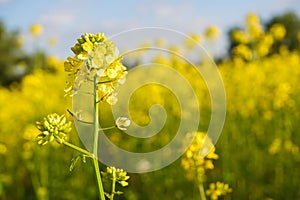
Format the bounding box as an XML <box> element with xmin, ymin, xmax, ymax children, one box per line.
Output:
<box><xmin>1</xmin><ymin>0</ymin><xmax>300</xmax><ymax>199</ymax></box>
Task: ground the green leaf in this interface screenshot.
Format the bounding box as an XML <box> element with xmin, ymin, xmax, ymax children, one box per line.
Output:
<box><xmin>115</xmin><ymin>191</ymin><xmax>123</xmax><ymax>195</ymax></box>
<box><xmin>69</xmin><ymin>155</ymin><xmax>81</xmax><ymax>172</ymax></box>
<box><xmin>104</xmin><ymin>192</ymin><xmax>111</xmax><ymax>198</ymax></box>
<box><xmin>82</xmin><ymin>155</ymin><xmax>87</xmax><ymax>163</ymax></box>
<box><xmin>69</xmin><ymin>154</ymin><xmax>87</xmax><ymax>172</ymax></box>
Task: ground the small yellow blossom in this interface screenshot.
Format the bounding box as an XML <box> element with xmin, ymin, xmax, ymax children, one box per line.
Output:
<box><xmin>268</xmin><ymin>138</ymin><xmax>281</xmax><ymax>155</ymax></box>
<box><xmin>181</xmin><ymin>132</ymin><xmax>218</xmax><ymax>182</ymax></box>
<box><xmin>155</xmin><ymin>37</ymin><xmax>166</xmax><ymax>47</ymax></box>
<box><xmin>0</xmin><ymin>143</ymin><xmax>7</xmax><ymax>155</ymax></box>
<box><xmin>245</xmin><ymin>13</ymin><xmax>264</xmax><ymax>40</ymax></box>
<box><xmin>206</xmin><ymin>182</ymin><xmax>232</xmax><ymax>200</ymax></box>
<box><xmin>270</xmin><ymin>23</ymin><xmax>286</xmax><ymax>41</ymax></box>
<box><xmin>30</xmin><ymin>24</ymin><xmax>43</xmax><ymax>36</ymax></box>
<box><xmin>205</xmin><ymin>26</ymin><xmax>220</xmax><ymax>40</ymax></box>
<box><xmin>246</xmin><ymin>13</ymin><xmax>260</xmax><ymax>25</ymax></box>
<box><xmin>232</xmin><ymin>44</ymin><xmax>252</xmax><ymax>61</ymax></box>
<box><xmin>48</xmin><ymin>37</ymin><xmax>57</xmax><ymax>46</ymax></box>
<box><xmin>101</xmin><ymin>166</ymin><xmax>130</xmax><ymax>187</ymax></box>
<box><xmin>231</xmin><ymin>30</ymin><xmax>249</xmax><ymax>44</ymax></box>
<box><xmin>184</xmin><ymin>33</ymin><xmax>202</xmax><ymax>50</ymax></box>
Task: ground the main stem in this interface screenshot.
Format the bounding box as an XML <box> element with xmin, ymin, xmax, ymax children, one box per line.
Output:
<box><xmin>93</xmin><ymin>76</ymin><xmax>106</xmax><ymax>200</ymax></box>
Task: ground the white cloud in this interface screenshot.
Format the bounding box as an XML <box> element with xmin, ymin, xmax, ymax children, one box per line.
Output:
<box><xmin>156</xmin><ymin>6</ymin><xmax>175</xmax><ymax>17</ymax></box>
<box><xmin>0</xmin><ymin>0</ymin><xmax>11</xmax><ymax>4</ymax></box>
<box><xmin>40</xmin><ymin>9</ymin><xmax>77</xmax><ymax>26</ymax></box>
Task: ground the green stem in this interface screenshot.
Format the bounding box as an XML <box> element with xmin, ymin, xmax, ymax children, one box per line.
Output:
<box><xmin>97</xmin><ymin>80</ymin><xmax>114</xmax><ymax>84</ymax></box>
<box><xmin>199</xmin><ymin>182</ymin><xmax>207</xmax><ymax>200</ymax></box>
<box><xmin>67</xmin><ymin>109</ymin><xmax>93</xmax><ymax>125</ymax></box>
<box><xmin>67</xmin><ymin>109</ymin><xmax>117</xmax><ymax>130</ymax></box>
<box><xmin>93</xmin><ymin>76</ymin><xmax>106</xmax><ymax>200</ymax></box>
<box><xmin>100</xmin><ymin>126</ymin><xmax>117</xmax><ymax>131</ymax></box>
<box><xmin>62</xmin><ymin>141</ymin><xmax>93</xmax><ymax>157</ymax></box>
<box><xmin>110</xmin><ymin>169</ymin><xmax>116</xmax><ymax>200</ymax></box>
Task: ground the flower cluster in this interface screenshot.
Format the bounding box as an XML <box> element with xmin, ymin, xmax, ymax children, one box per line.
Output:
<box><xmin>268</xmin><ymin>138</ymin><xmax>299</xmax><ymax>155</ymax></box>
<box><xmin>64</xmin><ymin>33</ymin><xmax>106</xmax><ymax>96</ymax></box>
<box><xmin>64</xmin><ymin>33</ymin><xmax>128</xmax><ymax>105</ymax></box>
<box><xmin>181</xmin><ymin>132</ymin><xmax>219</xmax><ymax>182</ymax></box>
<box><xmin>101</xmin><ymin>166</ymin><xmax>130</xmax><ymax>199</ymax></box>
<box><xmin>245</xmin><ymin>13</ymin><xmax>264</xmax><ymax>40</ymax></box>
<box><xmin>36</xmin><ymin>113</ymin><xmax>72</xmax><ymax>145</ymax></box>
<box><xmin>205</xmin><ymin>182</ymin><xmax>232</xmax><ymax>200</ymax></box>
<box><xmin>231</xmin><ymin>13</ymin><xmax>288</xmax><ymax>60</ymax></box>
<box><xmin>101</xmin><ymin>166</ymin><xmax>130</xmax><ymax>187</ymax></box>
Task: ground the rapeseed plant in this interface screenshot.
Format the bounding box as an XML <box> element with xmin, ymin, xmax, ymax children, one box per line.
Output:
<box><xmin>35</xmin><ymin>33</ymin><xmax>130</xmax><ymax>200</ymax></box>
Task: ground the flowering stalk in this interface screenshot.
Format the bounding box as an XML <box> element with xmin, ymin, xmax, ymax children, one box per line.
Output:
<box><xmin>181</xmin><ymin>132</ymin><xmax>231</xmax><ymax>200</ymax></box>
<box><xmin>35</xmin><ymin>33</ymin><xmax>130</xmax><ymax>200</ymax></box>
<box><xmin>199</xmin><ymin>182</ymin><xmax>207</xmax><ymax>200</ymax></box>
<box><xmin>93</xmin><ymin>76</ymin><xmax>106</xmax><ymax>200</ymax></box>
<box><xmin>101</xmin><ymin>167</ymin><xmax>130</xmax><ymax>200</ymax></box>
<box><xmin>110</xmin><ymin>168</ymin><xmax>117</xmax><ymax>200</ymax></box>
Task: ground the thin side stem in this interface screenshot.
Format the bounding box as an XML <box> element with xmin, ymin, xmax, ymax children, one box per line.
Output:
<box><xmin>67</xmin><ymin>109</ymin><xmax>93</xmax><ymax>125</ymax></box>
<box><xmin>62</xmin><ymin>141</ymin><xmax>92</xmax><ymax>157</ymax></box>
<box><xmin>100</xmin><ymin>125</ymin><xmax>117</xmax><ymax>131</ymax></box>
<box><xmin>93</xmin><ymin>76</ymin><xmax>106</xmax><ymax>200</ymax></box>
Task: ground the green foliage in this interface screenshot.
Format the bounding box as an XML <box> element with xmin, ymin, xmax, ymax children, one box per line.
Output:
<box><xmin>0</xmin><ymin>21</ymin><xmax>58</xmax><ymax>87</ymax></box>
<box><xmin>0</xmin><ymin>21</ymin><xmax>27</xmax><ymax>86</ymax></box>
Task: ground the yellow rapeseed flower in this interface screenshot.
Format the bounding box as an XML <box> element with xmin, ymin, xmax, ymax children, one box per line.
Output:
<box><xmin>205</xmin><ymin>26</ymin><xmax>220</xmax><ymax>40</ymax></box>
<box><xmin>184</xmin><ymin>33</ymin><xmax>202</xmax><ymax>50</ymax></box>
<box><xmin>246</xmin><ymin>13</ymin><xmax>260</xmax><ymax>25</ymax></box>
<box><xmin>206</xmin><ymin>182</ymin><xmax>232</xmax><ymax>200</ymax></box>
<box><xmin>231</xmin><ymin>30</ymin><xmax>249</xmax><ymax>44</ymax></box>
<box><xmin>30</xmin><ymin>24</ymin><xmax>43</xmax><ymax>36</ymax></box>
<box><xmin>181</xmin><ymin>132</ymin><xmax>218</xmax><ymax>182</ymax></box>
<box><xmin>245</xmin><ymin>13</ymin><xmax>264</xmax><ymax>40</ymax></box>
<box><xmin>0</xmin><ymin>143</ymin><xmax>7</xmax><ymax>155</ymax></box>
<box><xmin>232</xmin><ymin>44</ymin><xmax>252</xmax><ymax>61</ymax></box>
<box><xmin>48</xmin><ymin>37</ymin><xmax>57</xmax><ymax>46</ymax></box>
<box><xmin>270</xmin><ymin>23</ymin><xmax>286</xmax><ymax>41</ymax></box>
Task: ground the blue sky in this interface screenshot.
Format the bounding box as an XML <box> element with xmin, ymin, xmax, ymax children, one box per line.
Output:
<box><xmin>0</xmin><ymin>0</ymin><xmax>300</xmax><ymax>58</ymax></box>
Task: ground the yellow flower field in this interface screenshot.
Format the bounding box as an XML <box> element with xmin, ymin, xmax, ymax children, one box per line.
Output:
<box><xmin>0</xmin><ymin>13</ymin><xmax>300</xmax><ymax>199</ymax></box>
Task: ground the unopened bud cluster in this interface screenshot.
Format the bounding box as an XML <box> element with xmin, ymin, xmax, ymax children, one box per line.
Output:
<box><xmin>206</xmin><ymin>181</ymin><xmax>232</xmax><ymax>200</ymax></box>
<box><xmin>36</xmin><ymin>113</ymin><xmax>72</xmax><ymax>145</ymax></box>
<box><xmin>101</xmin><ymin>166</ymin><xmax>130</xmax><ymax>187</ymax></box>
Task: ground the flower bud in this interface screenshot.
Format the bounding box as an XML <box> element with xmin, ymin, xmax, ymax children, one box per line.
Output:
<box><xmin>116</xmin><ymin>117</ymin><xmax>131</xmax><ymax>131</ymax></box>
